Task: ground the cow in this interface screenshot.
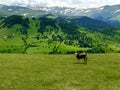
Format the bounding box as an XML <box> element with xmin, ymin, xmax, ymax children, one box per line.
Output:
<box><xmin>75</xmin><ymin>53</ymin><xmax>87</xmax><ymax>64</ymax></box>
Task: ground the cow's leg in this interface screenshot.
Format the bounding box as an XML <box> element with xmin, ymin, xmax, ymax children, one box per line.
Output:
<box><xmin>83</xmin><ymin>57</ymin><xmax>87</xmax><ymax>64</ymax></box>
<box><xmin>77</xmin><ymin>58</ymin><xmax>80</xmax><ymax>63</ymax></box>
<box><xmin>84</xmin><ymin>57</ymin><xmax>87</xmax><ymax>64</ymax></box>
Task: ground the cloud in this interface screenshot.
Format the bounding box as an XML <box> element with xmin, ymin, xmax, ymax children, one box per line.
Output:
<box><xmin>0</xmin><ymin>0</ymin><xmax>120</xmax><ymax>8</ymax></box>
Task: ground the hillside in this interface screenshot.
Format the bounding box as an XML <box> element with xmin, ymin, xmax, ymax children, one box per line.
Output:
<box><xmin>68</xmin><ymin>16</ymin><xmax>112</xmax><ymax>29</ymax></box>
<box><xmin>40</xmin><ymin>14</ymin><xmax>112</xmax><ymax>29</ymax></box>
<box><xmin>0</xmin><ymin>15</ymin><xmax>120</xmax><ymax>54</ymax></box>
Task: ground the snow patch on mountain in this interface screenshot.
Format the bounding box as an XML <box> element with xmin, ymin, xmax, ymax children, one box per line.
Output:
<box><xmin>115</xmin><ymin>9</ymin><xmax>120</xmax><ymax>13</ymax></box>
<box><xmin>99</xmin><ymin>7</ymin><xmax>104</xmax><ymax>10</ymax></box>
<box><xmin>8</xmin><ymin>9</ymin><xmax>13</xmax><ymax>11</ymax></box>
<box><xmin>84</xmin><ymin>9</ymin><xmax>91</xmax><ymax>13</ymax></box>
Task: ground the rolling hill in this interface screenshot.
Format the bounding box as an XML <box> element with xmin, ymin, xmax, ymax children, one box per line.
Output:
<box><xmin>0</xmin><ymin>15</ymin><xmax>120</xmax><ymax>54</ymax></box>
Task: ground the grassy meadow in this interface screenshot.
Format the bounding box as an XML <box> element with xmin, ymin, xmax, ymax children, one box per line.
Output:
<box><xmin>0</xmin><ymin>53</ymin><xmax>120</xmax><ymax>90</ymax></box>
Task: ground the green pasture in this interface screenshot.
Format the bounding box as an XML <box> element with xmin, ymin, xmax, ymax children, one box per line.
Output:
<box><xmin>0</xmin><ymin>53</ymin><xmax>120</xmax><ymax>90</ymax></box>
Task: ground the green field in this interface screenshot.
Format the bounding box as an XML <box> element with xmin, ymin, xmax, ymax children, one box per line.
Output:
<box><xmin>0</xmin><ymin>53</ymin><xmax>120</xmax><ymax>90</ymax></box>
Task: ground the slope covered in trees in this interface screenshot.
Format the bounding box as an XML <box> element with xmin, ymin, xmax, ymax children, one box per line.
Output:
<box><xmin>0</xmin><ymin>15</ymin><xmax>120</xmax><ymax>53</ymax></box>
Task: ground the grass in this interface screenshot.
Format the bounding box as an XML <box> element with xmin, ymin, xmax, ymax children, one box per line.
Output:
<box><xmin>0</xmin><ymin>53</ymin><xmax>120</xmax><ymax>90</ymax></box>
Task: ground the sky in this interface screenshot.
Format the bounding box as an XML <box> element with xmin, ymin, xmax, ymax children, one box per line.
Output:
<box><xmin>0</xmin><ymin>0</ymin><xmax>120</xmax><ymax>9</ymax></box>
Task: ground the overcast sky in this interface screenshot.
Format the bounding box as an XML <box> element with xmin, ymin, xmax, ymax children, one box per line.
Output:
<box><xmin>0</xmin><ymin>0</ymin><xmax>120</xmax><ymax>8</ymax></box>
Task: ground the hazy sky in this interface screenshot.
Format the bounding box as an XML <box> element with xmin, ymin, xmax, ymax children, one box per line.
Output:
<box><xmin>0</xmin><ymin>0</ymin><xmax>120</xmax><ymax>8</ymax></box>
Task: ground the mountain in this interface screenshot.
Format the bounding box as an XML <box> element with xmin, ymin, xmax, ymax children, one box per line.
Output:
<box><xmin>39</xmin><ymin>14</ymin><xmax>112</xmax><ymax>29</ymax></box>
<box><xmin>0</xmin><ymin>4</ymin><xmax>46</xmax><ymax>17</ymax></box>
<box><xmin>35</xmin><ymin>5</ymin><xmax>120</xmax><ymax>26</ymax></box>
<box><xmin>0</xmin><ymin>4</ymin><xmax>120</xmax><ymax>53</ymax></box>
<box><xmin>0</xmin><ymin>15</ymin><xmax>120</xmax><ymax>54</ymax></box>
<box><xmin>0</xmin><ymin>5</ymin><xmax>120</xmax><ymax>26</ymax></box>
<box><xmin>89</xmin><ymin>5</ymin><xmax>120</xmax><ymax>26</ymax></box>
<box><xmin>0</xmin><ymin>4</ymin><xmax>120</xmax><ymax>27</ymax></box>
<box><xmin>68</xmin><ymin>16</ymin><xmax>112</xmax><ymax>29</ymax></box>
<box><xmin>30</xmin><ymin>4</ymin><xmax>120</xmax><ymax>26</ymax></box>
<box><xmin>29</xmin><ymin>5</ymin><xmax>120</xmax><ymax>19</ymax></box>
<box><xmin>0</xmin><ymin>4</ymin><xmax>112</xmax><ymax>29</ymax></box>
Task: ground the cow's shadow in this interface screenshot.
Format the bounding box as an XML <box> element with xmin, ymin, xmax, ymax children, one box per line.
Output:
<box><xmin>74</xmin><ymin>62</ymin><xmax>84</xmax><ymax>64</ymax></box>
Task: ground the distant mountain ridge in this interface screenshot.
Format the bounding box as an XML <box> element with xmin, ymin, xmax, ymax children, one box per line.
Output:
<box><xmin>41</xmin><ymin>14</ymin><xmax>112</xmax><ymax>29</ymax></box>
<box><xmin>35</xmin><ymin>4</ymin><xmax>120</xmax><ymax>26</ymax></box>
<box><xmin>0</xmin><ymin>4</ymin><xmax>120</xmax><ymax>26</ymax></box>
<box><xmin>67</xmin><ymin>16</ymin><xmax>112</xmax><ymax>29</ymax></box>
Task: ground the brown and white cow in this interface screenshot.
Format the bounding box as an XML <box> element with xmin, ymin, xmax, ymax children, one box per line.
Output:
<box><xmin>75</xmin><ymin>53</ymin><xmax>87</xmax><ymax>64</ymax></box>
